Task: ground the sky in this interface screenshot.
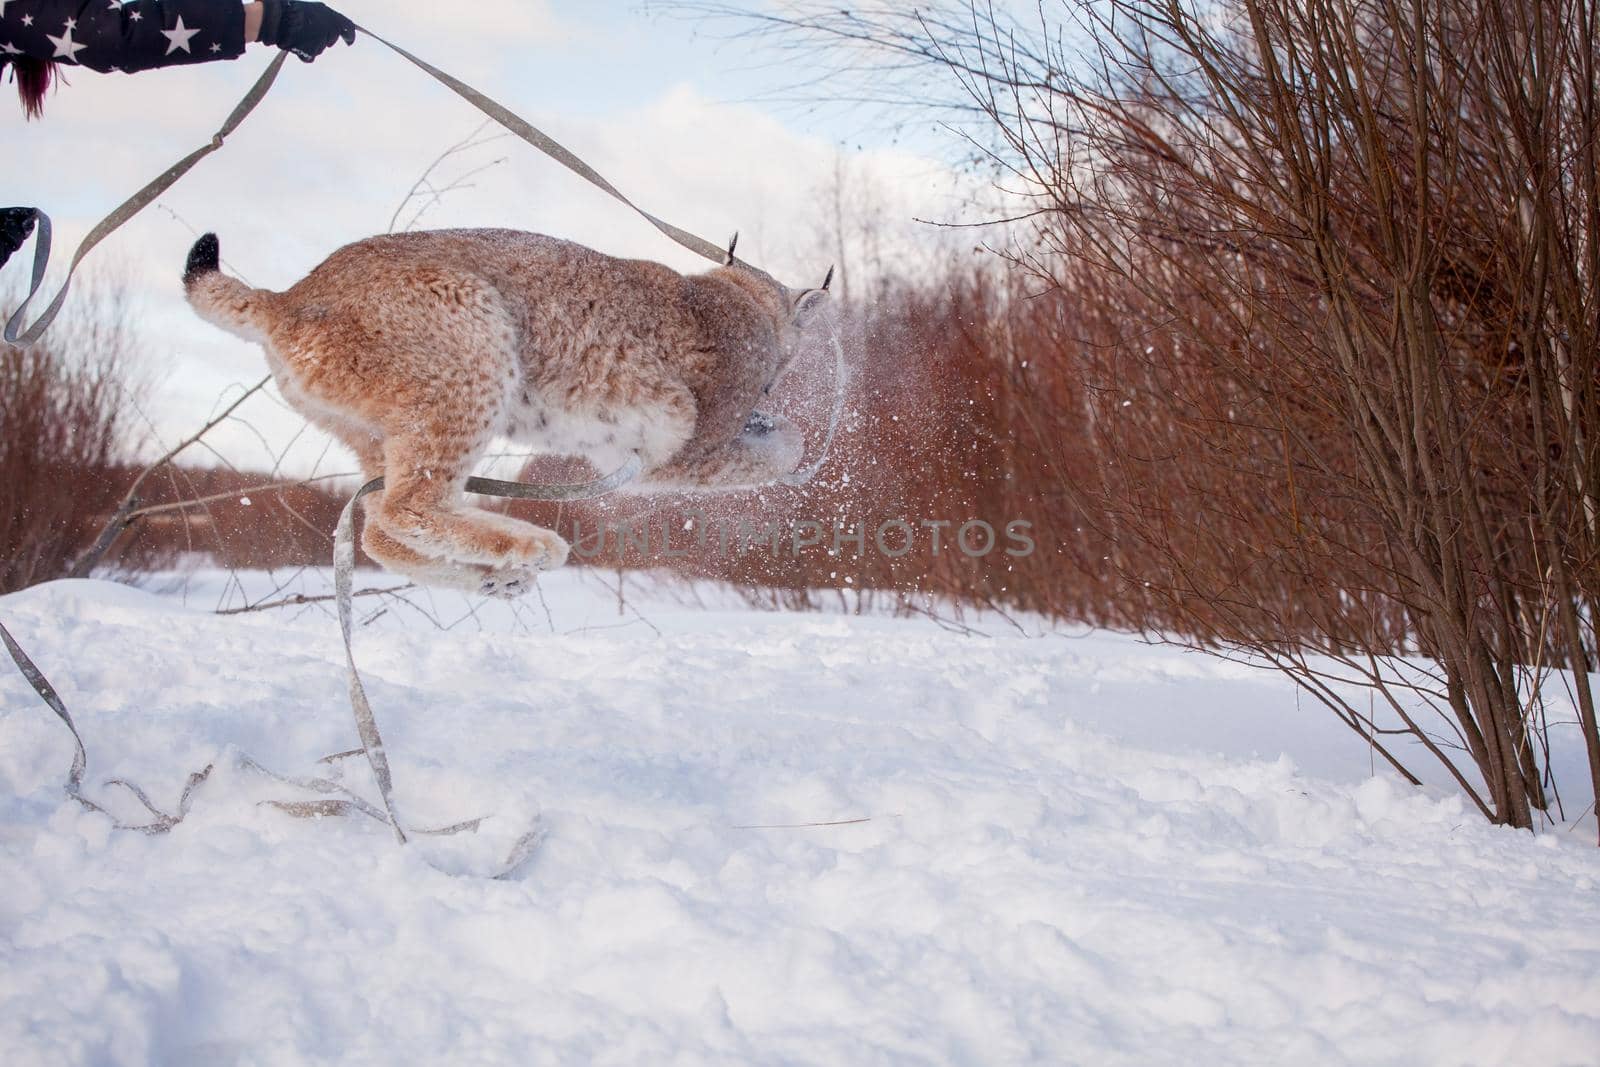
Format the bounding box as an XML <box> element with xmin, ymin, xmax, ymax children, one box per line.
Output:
<box><xmin>6</xmin><ymin>1</ymin><xmax>988</xmax><ymax>476</ymax></box>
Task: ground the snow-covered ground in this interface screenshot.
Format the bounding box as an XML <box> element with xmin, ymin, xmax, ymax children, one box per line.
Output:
<box><xmin>2</xmin><ymin>570</ymin><xmax>1597</xmax><ymax>1066</ymax></box>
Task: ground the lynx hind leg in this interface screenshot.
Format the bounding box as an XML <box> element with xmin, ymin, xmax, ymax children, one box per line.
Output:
<box><xmin>341</xmin><ymin>436</ymin><xmax>497</xmax><ymax>594</ymax></box>
<box><xmin>362</xmin><ymin>507</ymin><xmax>535</xmax><ymax>599</ymax></box>
<box><xmin>374</xmin><ymin>433</ymin><xmax>570</xmax><ymax>584</ymax></box>
<box><xmin>361</xmin><ymin>518</ymin><xmax>506</xmax><ymax>595</ymax></box>
<box><xmin>336</xmin><ymin>275</ymin><xmax>555</xmax><ymax>598</ymax></box>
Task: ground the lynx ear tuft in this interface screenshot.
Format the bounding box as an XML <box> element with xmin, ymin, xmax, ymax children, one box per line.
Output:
<box><xmin>724</xmin><ymin>232</ymin><xmax>739</xmax><ymax>267</ymax></box>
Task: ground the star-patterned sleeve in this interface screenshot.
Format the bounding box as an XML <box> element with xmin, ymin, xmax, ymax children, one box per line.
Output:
<box><xmin>0</xmin><ymin>1</ymin><xmax>246</xmax><ymax>75</ymax></box>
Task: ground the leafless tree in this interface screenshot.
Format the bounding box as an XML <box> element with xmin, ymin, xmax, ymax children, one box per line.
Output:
<box><xmin>681</xmin><ymin>0</ymin><xmax>1600</xmax><ymax>834</ymax></box>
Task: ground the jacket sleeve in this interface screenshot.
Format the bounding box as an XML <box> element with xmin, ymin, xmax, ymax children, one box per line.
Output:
<box><xmin>1</xmin><ymin>1</ymin><xmax>246</xmax><ymax>74</ymax></box>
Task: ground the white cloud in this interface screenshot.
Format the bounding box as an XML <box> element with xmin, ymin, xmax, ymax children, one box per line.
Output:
<box><xmin>353</xmin><ymin>0</ymin><xmax>571</xmax><ymax>52</ymax></box>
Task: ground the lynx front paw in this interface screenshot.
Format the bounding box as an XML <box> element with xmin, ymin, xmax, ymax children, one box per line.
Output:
<box><xmin>520</xmin><ymin>528</ymin><xmax>570</xmax><ymax>571</ymax></box>
<box><xmin>629</xmin><ymin>412</ymin><xmax>806</xmax><ymax>493</ymax></box>
<box><xmin>733</xmin><ymin>411</ymin><xmax>805</xmax><ymax>480</ymax></box>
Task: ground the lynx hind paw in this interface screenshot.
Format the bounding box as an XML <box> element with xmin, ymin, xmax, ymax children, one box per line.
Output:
<box><xmin>480</xmin><ymin>564</ymin><xmax>538</xmax><ymax>600</ymax></box>
<box><xmin>479</xmin><ymin>539</ymin><xmax>567</xmax><ymax>600</ymax></box>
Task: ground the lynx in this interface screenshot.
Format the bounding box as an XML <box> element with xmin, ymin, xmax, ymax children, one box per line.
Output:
<box><xmin>183</xmin><ymin>228</ymin><xmax>830</xmax><ymax>597</ymax></box>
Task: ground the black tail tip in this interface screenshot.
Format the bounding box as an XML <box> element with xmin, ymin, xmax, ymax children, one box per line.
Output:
<box><xmin>183</xmin><ymin>233</ymin><xmax>219</xmax><ymax>285</ymax></box>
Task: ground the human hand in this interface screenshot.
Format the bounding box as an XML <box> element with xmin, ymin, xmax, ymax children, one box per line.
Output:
<box><xmin>0</xmin><ymin>208</ymin><xmax>38</xmax><ymax>269</ymax></box>
<box><xmin>259</xmin><ymin>1</ymin><xmax>358</xmax><ymax>62</ymax></box>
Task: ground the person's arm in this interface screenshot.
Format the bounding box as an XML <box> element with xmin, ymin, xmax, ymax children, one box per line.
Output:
<box><xmin>0</xmin><ymin>1</ymin><xmax>351</xmax><ymax>75</ymax></box>
<box><xmin>71</xmin><ymin>1</ymin><xmax>251</xmax><ymax>73</ymax></box>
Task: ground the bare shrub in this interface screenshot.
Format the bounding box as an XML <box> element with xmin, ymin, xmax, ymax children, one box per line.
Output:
<box><xmin>108</xmin><ymin>465</ymin><xmax>351</xmax><ymax>572</ymax></box>
<box><xmin>0</xmin><ymin>279</ymin><xmax>146</xmax><ymax>593</ymax></box>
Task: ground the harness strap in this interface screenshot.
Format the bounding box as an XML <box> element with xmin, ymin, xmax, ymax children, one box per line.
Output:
<box><xmin>780</xmin><ymin>312</ymin><xmax>849</xmax><ymax>487</ymax></box>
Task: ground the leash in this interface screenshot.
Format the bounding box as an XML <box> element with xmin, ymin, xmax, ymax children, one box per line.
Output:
<box><xmin>4</xmin><ymin>54</ymin><xmax>291</xmax><ymax>345</ymax></box>
<box><xmin>0</xmin><ymin>619</ymin><xmax>213</xmax><ymax>833</ymax></box>
<box><xmin>331</xmin><ymin>458</ymin><xmax>643</xmax><ymax>847</ymax></box>
<box><xmin>5</xmin><ymin>20</ymin><xmax>790</xmax><ymax>346</ymax></box>
<box><xmin>0</xmin><ymin>459</ymin><xmax>640</xmax><ymax>874</ymax></box>
<box><xmin>6</xmin><ymin>27</ymin><xmax>847</xmax><ymax>470</ymax></box>
<box><xmin>352</xmin><ymin>24</ymin><xmax>743</xmax><ymax>271</ymax></box>
<box><xmin>2</xmin><ymin>27</ymin><xmax>848</xmax><ymax>870</ymax></box>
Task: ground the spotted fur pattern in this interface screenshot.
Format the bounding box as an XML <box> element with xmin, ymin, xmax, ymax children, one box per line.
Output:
<box><xmin>184</xmin><ymin>229</ymin><xmax>828</xmax><ymax>597</ymax></box>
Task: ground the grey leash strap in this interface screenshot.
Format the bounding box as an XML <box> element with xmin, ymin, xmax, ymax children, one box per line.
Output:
<box><xmin>0</xmin><ymin>619</ymin><xmax>87</xmax><ymax>793</ymax></box>
<box><xmin>6</xmin><ymin>24</ymin><xmax>785</xmax><ymax>342</ymax></box>
<box><xmin>0</xmin><ymin>608</ymin><xmax>515</xmax><ymax>862</ymax></box>
<box><xmin>354</xmin><ymin>25</ymin><xmax>736</xmax><ymax>272</ymax></box>
<box><xmin>3</xmin><ymin>53</ymin><xmax>290</xmax><ymax>347</ymax></box>
<box><xmin>0</xmin><ymin>618</ymin><xmax>213</xmax><ymax>833</ymax></box>
<box><xmin>332</xmin><ymin>457</ymin><xmax>642</xmax><ymax>851</ymax></box>
<box><xmin>0</xmin><ymin>461</ymin><xmax>634</xmax><ymax>874</ymax></box>
<box><xmin>4</xmin><ymin>25</ymin><xmax>833</xmax><ymax>866</ymax></box>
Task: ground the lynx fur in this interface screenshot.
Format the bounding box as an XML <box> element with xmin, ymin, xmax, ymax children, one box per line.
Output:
<box><xmin>183</xmin><ymin>229</ymin><xmax>830</xmax><ymax>598</ymax></box>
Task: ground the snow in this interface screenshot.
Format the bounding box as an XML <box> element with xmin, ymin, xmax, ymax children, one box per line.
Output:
<box><xmin>2</xmin><ymin>571</ymin><xmax>1598</xmax><ymax>1066</ymax></box>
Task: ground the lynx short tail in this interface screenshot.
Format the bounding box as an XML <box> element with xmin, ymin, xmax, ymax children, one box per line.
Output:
<box><xmin>182</xmin><ymin>233</ymin><xmax>273</xmax><ymax>341</ymax></box>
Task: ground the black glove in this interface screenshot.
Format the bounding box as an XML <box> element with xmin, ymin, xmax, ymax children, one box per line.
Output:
<box><xmin>259</xmin><ymin>1</ymin><xmax>357</xmax><ymax>63</ymax></box>
<box><xmin>0</xmin><ymin>208</ymin><xmax>38</xmax><ymax>270</ymax></box>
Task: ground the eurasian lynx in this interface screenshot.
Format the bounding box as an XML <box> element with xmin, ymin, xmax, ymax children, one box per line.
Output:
<box><xmin>184</xmin><ymin>229</ymin><xmax>830</xmax><ymax>597</ymax></box>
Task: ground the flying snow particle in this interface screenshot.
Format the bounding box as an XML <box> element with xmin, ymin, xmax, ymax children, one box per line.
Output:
<box><xmin>239</xmin><ymin>497</ymin><xmax>252</xmax><ymax>506</ymax></box>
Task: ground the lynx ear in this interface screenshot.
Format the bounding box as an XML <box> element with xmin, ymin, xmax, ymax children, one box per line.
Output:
<box><xmin>790</xmin><ymin>265</ymin><xmax>832</xmax><ymax>327</ymax></box>
<box><xmin>791</xmin><ymin>286</ymin><xmax>830</xmax><ymax>328</ymax></box>
<box><xmin>724</xmin><ymin>232</ymin><xmax>739</xmax><ymax>267</ymax></box>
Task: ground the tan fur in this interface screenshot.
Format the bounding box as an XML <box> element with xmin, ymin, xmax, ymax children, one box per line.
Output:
<box><xmin>184</xmin><ymin>229</ymin><xmax>828</xmax><ymax>597</ymax></box>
